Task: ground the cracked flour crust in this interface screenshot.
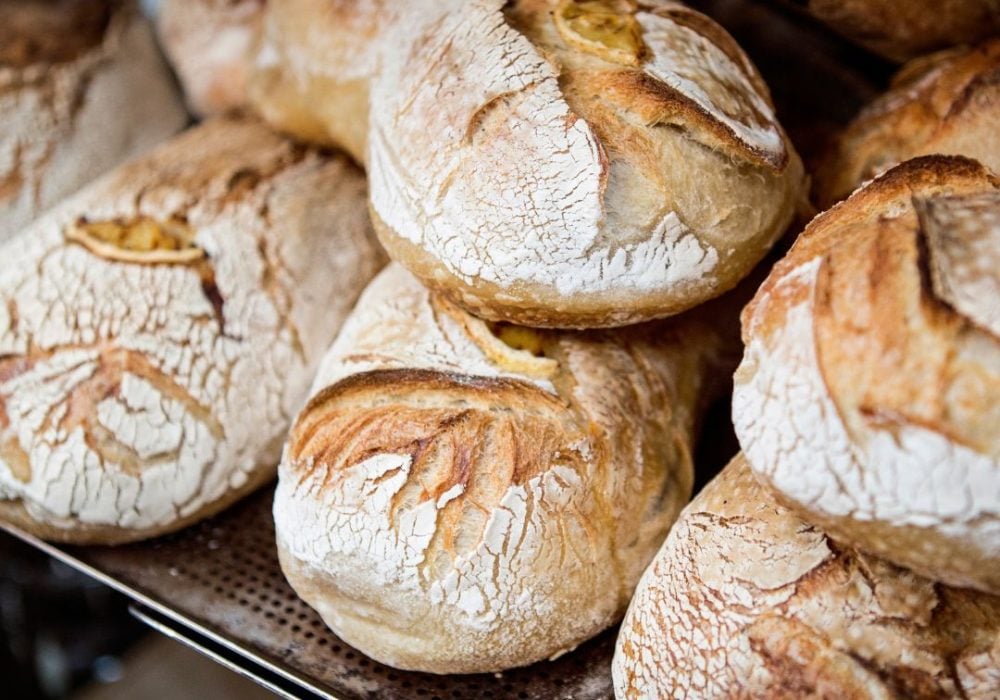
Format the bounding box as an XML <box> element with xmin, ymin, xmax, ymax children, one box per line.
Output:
<box><xmin>733</xmin><ymin>156</ymin><xmax>1000</xmax><ymax>594</ymax></box>
<box><xmin>273</xmin><ymin>263</ymin><xmax>738</xmax><ymax>673</ymax></box>
<box><xmin>0</xmin><ymin>117</ymin><xmax>385</xmax><ymax>544</ymax></box>
<box><xmin>613</xmin><ymin>453</ymin><xmax>1000</xmax><ymax>699</ymax></box>
<box><xmin>368</xmin><ymin>0</ymin><xmax>803</xmax><ymax>328</ymax></box>
<box><xmin>249</xmin><ymin>0</ymin><xmax>804</xmax><ymax>328</ymax></box>
<box><xmin>0</xmin><ymin>0</ymin><xmax>186</xmax><ymax>243</ymax></box>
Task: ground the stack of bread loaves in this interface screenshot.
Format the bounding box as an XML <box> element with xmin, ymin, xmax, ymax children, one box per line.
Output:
<box><xmin>5</xmin><ymin>0</ymin><xmax>995</xmax><ymax>692</ymax></box>
<box><xmin>163</xmin><ymin>0</ymin><xmax>809</xmax><ymax>674</ymax></box>
<box><xmin>614</xmin><ymin>29</ymin><xmax>1000</xmax><ymax>698</ymax></box>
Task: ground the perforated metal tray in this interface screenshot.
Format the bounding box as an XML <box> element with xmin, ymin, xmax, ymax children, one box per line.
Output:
<box><xmin>1</xmin><ymin>490</ymin><xmax>617</xmax><ymax>699</ymax></box>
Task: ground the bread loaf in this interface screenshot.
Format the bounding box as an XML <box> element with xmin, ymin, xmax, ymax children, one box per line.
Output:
<box><xmin>806</xmin><ymin>0</ymin><xmax>1000</xmax><ymax>62</ymax></box>
<box><xmin>248</xmin><ymin>0</ymin><xmax>390</xmax><ymax>163</ymax></box>
<box><xmin>274</xmin><ymin>262</ymin><xmax>736</xmax><ymax>673</ymax></box>
<box><xmin>158</xmin><ymin>0</ymin><xmax>265</xmax><ymax>116</ymax></box>
<box><xmin>734</xmin><ymin>155</ymin><xmax>1000</xmax><ymax>593</ymax></box>
<box><xmin>613</xmin><ymin>453</ymin><xmax>1000</xmax><ymax>699</ymax></box>
<box><xmin>249</xmin><ymin>0</ymin><xmax>804</xmax><ymax>328</ymax></box>
<box><xmin>0</xmin><ymin>0</ymin><xmax>186</xmax><ymax>242</ymax></box>
<box><xmin>816</xmin><ymin>39</ymin><xmax>1000</xmax><ymax>207</ymax></box>
<box><xmin>0</xmin><ymin>117</ymin><xmax>385</xmax><ymax>544</ymax></box>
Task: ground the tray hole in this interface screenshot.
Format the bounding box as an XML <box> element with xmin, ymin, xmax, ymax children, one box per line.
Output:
<box><xmin>304</xmin><ymin>631</ymin><xmax>315</xmax><ymax>640</ymax></box>
<box><xmin>316</xmin><ymin>638</ymin><xmax>328</xmax><ymax>646</ymax></box>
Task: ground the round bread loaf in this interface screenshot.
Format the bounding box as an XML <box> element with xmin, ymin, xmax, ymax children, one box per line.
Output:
<box><xmin>158</xmin><ymin>0</ymin><xmax>265</xmax><ymax>116</ymax></box>
<box><xmin>368</xmin><ymin>0</ymin><xmax>804</xmax><ymax>328</ymax></box>
<box><xmin>734</xmin><ymin>155</ymin><xmax>1000</xmax><ymax>593</ymax></box>
<box><xmin>806</xmin><ymin>0</ymin><xmax>1000</xmax><ymax>62</ymax></box>
<box><xmin>274</xmin><ymin>262</ymin><xmax>736</xmax><ymax>673</ymax></box>
<box><xmin>0</xmin><ymin>0</ymin><xmax>186</xmax><ymax>243</ymax></box>
<box><xmin>816</xmin><ymin>39</ymin><xmax>1000</xmax><ymax>208</ymax></box>
<box><xmin>248</xmin><ymin>0</ymin><xmax>804</xmax><ymax>328</ymax></box>
<box><xmin>613</xmin><ymin>453</ymin><xmax>1000</xmax><ymax>699</ymax></box>
<box><xmin>0</xmin><ymin>117</ymin><xmax>385</xmax><ymax>544</ymax></box>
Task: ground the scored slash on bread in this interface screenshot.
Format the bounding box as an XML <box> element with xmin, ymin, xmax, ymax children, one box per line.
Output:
<box><xmin>613</xmin><ymin>453</ymin><xmax>1000</xmax><ymax>699</ymax></box>
<box><xmin>733</xmin><ymin>155</ymin><xmax>1000</xmax><ymax>594</ymax></box>
<box><xmin>0</xmin><ymin>0</ymin><xmax>187</xmax><ymax>243</ymax></box>
<box><xmin>247</xmin><ymin>0</ymin><xmax>805</xmax><ymax>328</ymax></box>
<box><xmin>0</xmin><ymin>117</ymin><xmax>386</xmax><ymax>544</ymax></box>
<box><xmin>273</xmin><ymin>263</ymin><xmax>739</xmax><ymax>673</ymax></box>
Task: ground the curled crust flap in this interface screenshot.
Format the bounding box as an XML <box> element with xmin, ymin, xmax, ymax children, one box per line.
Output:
<box><xmin>613</xmin><ymin>454</ymin><xmax>1000</xmax><ymax>699</ymax></box>
<box><xmin>630</xmin><ymin>2</ymin><xmax>786</xmax><ymax>168</ymax></box>
<box><xmin>916</xmin><ymin>191</ymin><xmax>1000</xmax><ymax>337</ymax></box>
<box><xmin>551</xmin><ymin>0</ymin><xmax>786</xmax><ymax>168</ymax></box>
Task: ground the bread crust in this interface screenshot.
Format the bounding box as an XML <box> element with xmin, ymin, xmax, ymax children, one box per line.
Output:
<box><xmin>613</xmin><ymin>453</ymin><xmax>1000</xmax><ymax>699</ymax></box>
<box><xmin>249</xmin><ymin>0</ymin><xmax>803</xmax><ymax>327</ymax></box>
<box><xmin>158</xmin><ymin>0</ymin><xmax>265</xmax><ymax>117</ymax></box>
<box><xmin>0</xmin><ymin>0</ymin><xmax>187</xmax><ymax>243</ymax></box>
<box><xmin>807</xmin><ymin>0</ymin><xmax>1000</xmax><ymax>62</ymax></box>
<box><xmin>274</xmin><ymin>263</ymin><xmax>736</xmax><ymax>673</ymax></box>
<box><xmin>816</xmin><ymin>39</ymin><xmax>1000</xmax><ymax>208</ymax></box>
<box><xmin>734</xmin><ymin>155</ymin><xmax>1000</xmax><ymax>593</ymax></box>
<box><xmin>366</xmin><ymin>0</ymin><xmax>803</xmax><ymax>328</ymax></box>
<box><xmin>0</xmin><ymin>117</ymin><xmax>386</xmax><ymax>544</ymax></box>
<box><xmin>248</xmin><ymin>0</ymin><xmax>392</xmax><ymax>163</ymax></box>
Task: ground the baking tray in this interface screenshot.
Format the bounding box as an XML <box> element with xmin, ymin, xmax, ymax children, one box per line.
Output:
<box><xmin>1</xmin><ymin>490</ymin><xmax>616</xmax><ymax>700</ymax></box>
<box><xmin>0</xmin><ymin>1</ymin><xmax>886</xmax><ymax>697</ymax></box>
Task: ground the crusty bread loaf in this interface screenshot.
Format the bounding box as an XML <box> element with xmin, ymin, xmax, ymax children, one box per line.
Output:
<box><xmin>158</xmin><ymin>0</ymin><xmax>265</xmax><ymax>116</ymax></box>
<box><xmin>613</xmin><ymin>453</ymin><xmax>1000</xmax><ymax>699</ymax></box>
<box><xmin>806</xmin><ymin>0</ymin><xmax>1000</xmax><ymax>62</ymax></box>
<box><xmin>816</xmin><ymin>39</ymin><xmax>1000</xmax><ymax>208</ymax></box>
<box><xmin>274</xmin><ymin>262</ymin><xmax>737</xmax><ymax>673</ymax></box>
<box><xmin>249</xmin><ymin>0</ymin><xmax>804</xmax><ymax>328</ymax></box>
<box><xmin>248</xmin><ymin>0</ymin><xmax>390</xmax><ymax>164</ymax></box>
<box><xmin>0</xmin><ymin>117</ymin><xmax>385</xmax><ymax>544</ymax></box>
<box><xmin>0</xmin><ymin>0</ymin><xmax>186</xmax><ymax>243</ymax></box>
<box><xmin>734</xmin><ymin>155</ymin><xmax>1000</xmax><ymax>593</ymax></box>
<box><xmin>369</xmin><ymin>0</ymin><xmax>804</xmax><ymax>328</ymax></box>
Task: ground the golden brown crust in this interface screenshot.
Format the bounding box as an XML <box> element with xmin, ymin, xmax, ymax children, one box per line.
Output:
<box><xmin>274</xmin><ymin>264</ymin><xmax>737</xmax><ymax>672</ymax></box>
<box><xmin>247</xmin><ymin>0</ymin><xmax>389</xmax><ymax>162</ymax></box>
<box><xmin>807</xmin><ymin>0</ymin><xmax>1000</xmax><ymax>62</ymax></box>
<box><xmin>255</xmin><ymin>0</ymin><xmax>803</xmax><ymax>328</ymax></box>
<box><xmin>613</xmin><ymin>453</ymin><xmax>1000</xmax><ymax>699</ymax></box>
<box><xmin>816</xmin><ymin>39</ymin><xmax>1000</xmax><ymax>208</ymax></box>
<box><xmin>734</xmin><ymin>155</ymin><xmax>1000</xmax><ymax>594</ymax></box>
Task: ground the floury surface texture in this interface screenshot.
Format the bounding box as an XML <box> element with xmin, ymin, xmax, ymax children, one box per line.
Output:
<box><xmin>251</xmin><ymin>0</ymin><xmax>805</xmax><ymax>327</ymax></box>
<box><xmin>274</xmin><ymin>264</ymin><xmax>735</xmax><ymax>673</ymax></box>
<box><xmin>0</xmin><ymin>118</ymin><xmax>384</xmax><ymax>543</ymax></box>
